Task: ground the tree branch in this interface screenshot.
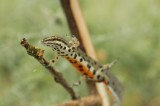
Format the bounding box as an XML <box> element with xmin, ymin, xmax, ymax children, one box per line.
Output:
<box><xmin>20</xmin><ymin>38</ymin><xmax>78</xmax><ymax>100</ymax></box>
<box><xmin>54</xmin><ymin>95</ymin><xmax>102</xmax><ymax>106</ymax></box>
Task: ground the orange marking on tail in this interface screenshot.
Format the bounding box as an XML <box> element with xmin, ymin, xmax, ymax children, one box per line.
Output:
<box><xmin>104</xmin><ymin>80</ymin><xmax>112</xmax><ymax>95</ymax></box>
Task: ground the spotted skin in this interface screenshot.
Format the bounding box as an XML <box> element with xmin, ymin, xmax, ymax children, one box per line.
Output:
<box><xmin>41</xmin><ymin>36</ymin><xmax>107</xmax><ymax>82</ymax></box>
<box><xmin>41</xmin><ymin>36</ymin><xmax>120</xmax><ymax>100</ymax></box>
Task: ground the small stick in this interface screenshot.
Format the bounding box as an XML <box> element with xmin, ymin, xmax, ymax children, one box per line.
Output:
<box><xmin>20</xmin><ymin>38</ymin><xmax>77</xmax><ymax>100</ymax></box>
<box><xmin>54</xmin><ymin>95</ymin><xmax>102</xmax><ymax>106</ymax></box>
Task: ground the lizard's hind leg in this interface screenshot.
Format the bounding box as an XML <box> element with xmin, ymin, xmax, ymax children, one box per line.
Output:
<box><xmin>103</xmin><ymin>57</ymin><xmax>120</xmax><ymax>70</ymax></box>
<box><xmin>49</xmin><ymin>55</ymin><xmax>59</xmax><ymax>65</ymax></box>
<box><xmin>72</xmin><ymin>75</ymin><xmax>87</xmax><ymax>87</ymax></box>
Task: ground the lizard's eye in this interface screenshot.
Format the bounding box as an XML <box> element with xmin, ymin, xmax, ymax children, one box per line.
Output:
<box><xmin>41</xmin><ymin>39</ymin><xmax>45</xmax><ymax>44</ymax></box>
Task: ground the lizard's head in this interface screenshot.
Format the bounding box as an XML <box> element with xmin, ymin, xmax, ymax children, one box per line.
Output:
<box><xmin>41</xmin><ymin>36</ymin><xmax>70</xmax><ymax>51</ymax></box>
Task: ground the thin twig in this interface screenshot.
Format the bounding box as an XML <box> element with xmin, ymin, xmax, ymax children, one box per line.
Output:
<box><xmin>20</xmin><ymin>38</ymin><xmax>78</xmax><ymax>100</ymax></box>
<box><xmin>54</xmin><ymin>95</ymin><xmax>102</xmax><ymax>106</ymax></box>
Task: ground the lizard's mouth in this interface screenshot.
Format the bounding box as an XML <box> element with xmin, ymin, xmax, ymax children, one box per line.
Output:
<box><xmin>40</xmin><ymin>40</ymin><xmax>50</xmax><ymax>46</ymax></box>
<box><xmin>40</xmin><ymin>40</ymin><xmax>45</xmax><ymax>44</ymax></box>
<box><xmin>40</xmin><ymin>39</ymin><xmax>49</xmax><ymax>44</ymax></box>
<box><xmin>40</xmin><ymin>41</ymin><xmax>46</xmax><ymax>46</ymax></box>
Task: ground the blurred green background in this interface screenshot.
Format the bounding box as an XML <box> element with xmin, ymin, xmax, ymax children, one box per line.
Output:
<box><xmin>0</xmin><ymin>0</ymin><xmax>160</xmax><ymax>106</ymax></box>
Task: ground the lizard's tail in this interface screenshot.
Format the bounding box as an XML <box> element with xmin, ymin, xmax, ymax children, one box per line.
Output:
<box><xmin>102</xmin><ymin>57</ymin><xmax>124</xmax><ymax>106</ymax></box>
<box><xmin>103</xmin><ymin>80</ymin><xmax>122</xmax><ymax>106</ymax></box>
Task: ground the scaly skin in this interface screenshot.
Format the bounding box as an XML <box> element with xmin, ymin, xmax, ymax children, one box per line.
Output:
<box><xmin>41</xmin><ymin>35</ymin><xmax>120</xmax><ymax>100</ymax></box>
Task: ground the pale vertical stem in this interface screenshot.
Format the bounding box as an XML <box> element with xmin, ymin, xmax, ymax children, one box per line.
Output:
<box><xmin>70</xmin><ymin>0</ymin><xmax>110</xmax><ymax>106</ymax></box>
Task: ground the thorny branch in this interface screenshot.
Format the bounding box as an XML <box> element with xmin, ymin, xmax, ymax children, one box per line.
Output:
<box><xmin>20</xmin><ymin>38</ymin><xmax>77</xmax><ymax>100</ymax></box>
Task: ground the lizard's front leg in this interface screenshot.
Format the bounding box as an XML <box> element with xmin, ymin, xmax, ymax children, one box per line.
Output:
<box><xmin>49</xmin><ymin>55</ymin><xmax>59</xmax><ymax>65</ymax></box>
<box><xmin>69</xmin><ymin>36</ymin><xmax>80</xmax><ymax>50</ymax></box>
